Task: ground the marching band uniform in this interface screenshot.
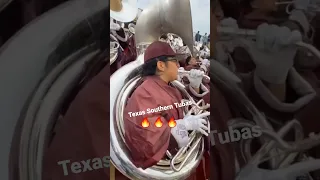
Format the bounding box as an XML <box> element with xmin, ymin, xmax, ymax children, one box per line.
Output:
<box><xmin>124</xmin><ymin>41</ymin><xmax>210</xmax><ymax>179</ymax></box>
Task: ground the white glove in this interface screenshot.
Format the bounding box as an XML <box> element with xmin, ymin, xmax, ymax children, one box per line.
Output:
<box><xmin>177</xmin><ymin>67</ymin><xmax>185</xmax><ymax>81</ymax></box>
<box><xmin>215</xmin><ymin>18</ymin><xmax>238</xmax><ymax>62</ymax></box>
<box><xmin>171</xmin><ymin>113</ymin><xmax>210</xmax><ymax>148</ymax></box>
<box><xmin>180</xmin><ymin>113</ymin><xmax>209</xmax><ymax>135</ymax></box>
<box><xmin>200</xmin><ymin>50</ymin><xmax>206</xmax><ymax>58</ymax></box>
<box><xmin>215</xmin><ymin>42</ymin><xmax>230</xmax><ymax>64</ymax></box>
<box><xmin>176</xmin><ymin>46</ymin><xmax>191</xmax><ymax>56</ymax></box>
<box><xmin>110</xmin><ymin>20</ymin><xmax>121</xmax><ymax>31</ymax></box>
<box><xmin>241</xmin><ymin>24</ymin><xmax>302</xmax><ymax>84</ymax></box>
<box><xmin>289</xmin><ymin>10</ymin><xmax>310</xmax><ymax>34</ymax></box>
<box><xmin>220</xmin><ymin>18</ymin><xmax>239</xmax><ymax>29</ymax></box>
<box><xmin>201</xmin><ymin>59</ymin><xmax>209</xmax><ymax>65</ymax></box>
<box><xmin>187</xmin><ymin>69</ymin><xmax>204</xmax><ymax>88</ymax></box>
<box><xmin>200</xmin><ymin>65</ymin><xmax>208</xmax><ymax>73</ymax></box>
<box><xmin>219</xmin><ymin>18</ymin><xmax>239</xmax><ymax>40</ymax></box>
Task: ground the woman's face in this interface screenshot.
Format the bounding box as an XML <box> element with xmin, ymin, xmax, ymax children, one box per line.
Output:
<box><xmin>158</xmin><ymin>58</ymin><xmax>180</xmax><ymax>82</ymax></box>
<box><xmin>189</xmin><ymin>57</ymin><xmax>197</xmax><ymax>66</ymax></box>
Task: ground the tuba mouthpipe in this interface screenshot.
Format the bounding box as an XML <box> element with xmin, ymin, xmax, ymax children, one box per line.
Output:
<box><xmin>178</xmin><ymin>70</ymin><xmax>210</xmax><ymax>80</ymax></box>
<box><xmin>217</xmin><ymin>26</ymin><xmax>320</xmax><ymax>60</ymax></box>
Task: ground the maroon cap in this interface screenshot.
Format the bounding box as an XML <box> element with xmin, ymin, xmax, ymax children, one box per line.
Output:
<box><xmin>144</xmin><ymin>41</ymin><xmax>178</xmax><ymax>62</ymax></box>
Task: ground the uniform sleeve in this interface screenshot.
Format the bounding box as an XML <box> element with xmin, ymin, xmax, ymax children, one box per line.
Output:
<box><xmin>123</xmin><ymin>87</ymin><xmax>171</xmax><ymax>169</ymax></box>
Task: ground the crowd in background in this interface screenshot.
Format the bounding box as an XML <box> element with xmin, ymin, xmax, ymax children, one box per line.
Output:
<box><xmin>194</xmin><ymin>31</ymin><xmax>210</xmax><ymax>46</ymax></box>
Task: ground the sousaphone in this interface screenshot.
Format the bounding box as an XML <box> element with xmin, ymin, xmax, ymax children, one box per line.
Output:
<box><xmin>110</xmin><ymin>0</ymin><xmax>209</xmax><ymax>179</ymax></box>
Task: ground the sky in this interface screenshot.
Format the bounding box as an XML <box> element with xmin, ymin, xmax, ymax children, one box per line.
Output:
<box><xmin>136</xmin><ymin>0</ymin><xmax>210</xmax><ymax>35</ymax></box>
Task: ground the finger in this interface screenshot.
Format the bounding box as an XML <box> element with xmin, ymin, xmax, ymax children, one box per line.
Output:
<box><xmin>190</xmin><ymin>70</ymin><xmax>196</xmax><ymax>77</ymax></box>
<box><xmin>199</xmin><ymin>71</ymin><xmax>205</xmax><ymax>76</ymax></box>
<box><xmin>265</xmin><ymin>25</ymin><xmax>278</xmax><ymax>51</ymax></box>
<box><xmin>256</xmin><ymin>23</ymin><xmax>269</xmax><ymax>50</ymax></box>
<box><xmin>289</xmin><ymin>30</ymin><xmax>302</xmax><ymax>44</ymax></box>
<box><xmin>200</xmin><ymin>124</ymin><xmax>209</xmax><ymax>131</ymax></box>
<box><xmin>270</xmin><ymin>25</ymin><xmax>282</xmax><ymax>52</ymax></box>
<box><xmin>199</xmin><ymin>129</ymin><xmax>209</xmax><ymax>136</ymax></box>
<box><xmin>199</xmin><ymin>118</ymin><xmax>208</xmax><ymax>124</ymax></box>
<box><xmin>277</xmin><ymin>26</ymin><xmax>291</xmax><ymax>46</ymax></box>
<box><xmin>194</xmin><ymin>112</ymin><xmax>210</xmax><ymax>119</ymax></box>
<box><xmin>196</xmin><ymin>71</ymin><xmax>202</xmax><ymax>77</ymax></box>
<box><xmin>195</xmin><ymin>70</ymin><xmax>201</xmax><ymax>76</ymax></box>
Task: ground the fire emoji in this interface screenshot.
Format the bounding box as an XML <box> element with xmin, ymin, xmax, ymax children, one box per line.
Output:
<box><xmin>141</xmin><ymin>118</ymin><xmax>150</xmax><ymax>128</ymax></box>
<box><xmin>155</xmin><ymin>117</ymin><xmax>163</xmax><ymax>128</ymax></box>
<box><xmin>168</xmin><ymin>117</ymin><xmax>176</xmax><ymax>128</ymax></box>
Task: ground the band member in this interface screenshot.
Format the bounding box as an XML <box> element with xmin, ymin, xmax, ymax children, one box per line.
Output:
<box><xmin>124</xmin><ymin>41</ymin><xmax>210</xmax><ymax>179</ymax></box>
<box><xmin>183</xmin><ymin>56</ymin><xmax>210</xmax><ymax>103</ymax></box>
<box><xmin>110</xmin><ymin>0</ymin><xmax>138</xmax><ymax>74</ymax></box>
<box><xmin>184</xmin><ymin>56</ymin><xmax>209</xmax><ymax>72</ymax></box>
<box><xmin>185</xmin><ymin>56</ymin><xmax>199</xmax><ymax>69</ymax></box>
<box><xmin>224</xmin><ymin>0</ymin><xmax>308</xmax><ymax>33</ymax></box>
<box><xmin>208</xmin><ymin>11</ymin><xmax>238</xmax><ymax>180</ymax></box>
<box><xmin>212</xmin><ymin>6</ymin><xmax>320</xmax><ymax>178</ymax></box>
<box><xmin>216</xmin><ymin>22</ymin><xmax>320</xmax><ymax>179</ymax></box>
<box><xmin>216</xmin><ymin>0</ymin><xmax>320</xmax><ymax>88</ymax></box>
<box><xmin>110</xmin><ymin>19</ymin><xmax>137</xmax><ymax>74</ymax></box>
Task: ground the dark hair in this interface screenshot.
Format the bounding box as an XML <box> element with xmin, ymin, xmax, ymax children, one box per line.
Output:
<box><xmin>125</xmin><ymin>56</ymin><xmax>173</xmax><ymax>83</ymax></box>
<box><xmin>240</xmin><ymin>0</ymin><xmax>254</xmax><ymax>15</ymax></box>
<box><xmin>142</xmin><ymin>56</ymin><xmax>171</xmax><ymax>76</ymax></box>
<box><xmin>160</xmin><ymin>34</ymin><xmax>168</xmax><ymax>39</ymax></box>
<box><xmin>185</xmin><ymin>56</ymin><xmax>192</xmax><ymax>65</ymax></box>
<box><xmin>218</xmin><ymin>0</ymin><xmax>253</xmax><ymax>19</ymax></box>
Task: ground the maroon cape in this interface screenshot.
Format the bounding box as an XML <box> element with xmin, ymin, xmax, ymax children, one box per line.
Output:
<box><xmin>124</xmin><ymin>76</ymin><xmax>184</xmax><ymax>168</ymax></box>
